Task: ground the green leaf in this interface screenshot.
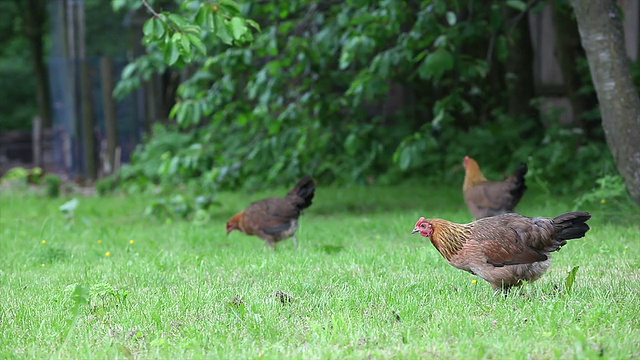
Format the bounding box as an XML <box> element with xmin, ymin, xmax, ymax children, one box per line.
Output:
<box><xmin>180</xmin><ymin>34</ymin><xmax>191</xmax><ymax>53</ymax></box>
<box><xmin>168</xmin><ymin>13</ymin><xmax>189</xmax><ymax>28</ymax></box>
<box><xmin>565</xmin><ymin>266</ymin><xmax>580</xmax><ymax>294</ymax></box>
<box><xmin>164</xmin><ymin>42</ymin><xmax>180</xmax><ymax>66</ymax></box>
<box><xmin>344</xmin><ymin>133</ymin><xmax>359</xmax><ymax>155</ymax></box>
<box><xmin>445</xmin><ymin>11</ymin><xmax>457</xmax><ymax>26</ymax></box>
<box><xmin>371</xmin><ymin>53</ymin><xmax>391</xmax><ymax>77</ymax></box>
<box><xmin>506</xmin><ymin>0</ymin><xmax>527</xmax><ymax>11</ymax></box>
<box><xmin>230</xmin><ymin>17</ymin><xmax>247</xmax><ymax>40</ymax></box>
<box><xmin>69</xmin><ymin>283</ymin><xmax>89</xmax><ymax>305</ymax></box>
<box><xmin>169</xmin><ymin>101</ymin><xmax>181</xmax><ymax>119</ymax></box>
<box><xmin>339</xmin><ymin>47</ymin><xmax>352</xmax><ymax>70</ymax></box>
<box><xmin>111</xmin><ymin>0</ymin><xmax>127</xmax><ymax>12</ymax></box>
<box><xmin>154</xmin><ymin>18</ymin><xmax>165</xmax><ymax>38</ymax></box>
<box><xmin>419</xmin><ymin>48</ymin><xmax>454</xmax><ymax>80</ymax></box>
<box><xmin>413</xmin><ymin>49</ymin><xmax>427</xmax><ymax>62</ymax></box>
<box><xmin>245</xmin><ymin>19</ymin><xmax>261</xmax><ymax>32</ymax></box>
<box><xmin>168</xmin><ymin>156</ymin><xmax>180</xmax><ymax>175</ymax></box>
<box><xmin>434</xmin><ymin>35</ymin><xmax>448</xmax><ymax>47</ymax></box>
<box><xmin>205</xmin><ymin>7</ymin><xmax>215</xmax><ymax>29</ymax></box>
<box><xmin>143</xmin><ymin>18</ymin><xmax>155</xmax><ymax>37</ymax></box>
<box><xmin>181</xmin><ymin>25</ymin><xmax>200</xmax><ymax>35</ymax></box>
<box><xmin>218</xmin><ymin>0</ymin><xmax>242</xmax><ymax>15</ymax></box>
<box><xmin>121</xmin><ymin>63</ymin><xmax>136</xmax><ymax>79</ymax></box>
<box><xmin>191</xmin><ymin>102</ymin><xmax>202</xmax><ymax>125</ymax></box>
<box><xmin>176</xmin><ymin>101</ymin><xmax>194</xmax><ymax>126</ymax></box>
<box><xmin>187</xmin><ymin>34</ymin><xmax>206</xmax><ymax>55</ymax></box>
<box><xmin>171</xmin><ymin>32</ymin><xmax>182</xmax><ymax>44</ymax></box>
<box><xmin>194</xmin><ymin>4</ymin><xmax>211</xmax><ymax>27</ymax></box>
<box><xmin>215</xmin><ymin>15</ymin><xmax>233</xmax><ymax>44</ymax></box>
<box><xmin>398</xmin><ymin>146</ymin><xmax>412</xmax><ymax>171</ymax></box>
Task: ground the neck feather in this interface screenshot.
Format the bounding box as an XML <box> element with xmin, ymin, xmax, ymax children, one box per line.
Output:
<box><xmin>463</xmin><ymin>165</ymin><xmax>487</xmax><ymax>191</ymax></box>
<box><xmin>429</xmin><ymin>219</ymin><xmax>470</xmax><ymax>260</ymax></box>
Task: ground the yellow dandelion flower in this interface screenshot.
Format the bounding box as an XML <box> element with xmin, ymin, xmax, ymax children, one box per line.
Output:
<box><xmin>105</xmin><ymin>251</ymin><xmax>111</xmax><ymax>256</ymax></box>
<box><xmin>129</xmin><ymin>239</ymin><xmax>135</xmax><ymax>245</ymax></box>
<box><xmin>471</xmin><ymin>279</ymin><xmax>477</xmax><ymax>284</ymax></box>
<box><xmin>41</xmin><ymin>263</ymin><xmax>45</xmax><ymax>267</ymax></box>
<box><xmin>600</xmin><ymin>198</ymin><xmax>606</xmax><ymax>204</ymax></box>
<box><xmin>97</xmin><ymin>239</ymin><xmax>102</xmax><ymax>244</ymax></box>
<box><xmin>41</xmin><ymin>240</ymin><xmax>46</xmax><ymax>244</ymax></box>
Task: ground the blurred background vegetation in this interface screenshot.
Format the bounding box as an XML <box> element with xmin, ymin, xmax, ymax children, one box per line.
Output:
<box><xmin>1</xmin><ymin>0</ymin><xmax>638</xmax><ymax>216</ymax></box>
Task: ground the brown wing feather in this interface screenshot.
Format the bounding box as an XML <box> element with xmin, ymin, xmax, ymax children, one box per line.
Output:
<box><xmin>468</xmin><ymin>213</ymin><xmax>555</xmax><ymax>266</ymax></box>
<box><xmin>241</xmin><ymin>198</ymin><xmax>300</xmax><ymax>234</ymax></box>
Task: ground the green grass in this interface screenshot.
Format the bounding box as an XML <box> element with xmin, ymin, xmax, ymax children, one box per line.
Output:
<box><xmin>1</xmin><ymin>183</ymin><xmax>639</xmax><ymax>359</ymax></box>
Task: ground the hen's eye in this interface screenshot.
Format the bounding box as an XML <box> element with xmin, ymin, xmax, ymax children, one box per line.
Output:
<box><xmin>421</xmin><ymin>224</ymin><xmax>426</xmax><ymax>228</ymax></box>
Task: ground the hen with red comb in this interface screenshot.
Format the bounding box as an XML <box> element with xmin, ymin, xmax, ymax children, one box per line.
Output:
<box><xmin>412</xmin><ymin>211</ymin><xmax>591</xmax><ymax>295</ymax></box>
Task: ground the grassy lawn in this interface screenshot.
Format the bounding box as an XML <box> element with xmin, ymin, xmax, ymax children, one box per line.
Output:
<box><xmin>1</xmin><ymin>182</ymin><xmax>639</xmax><ymax>359</ymax></box>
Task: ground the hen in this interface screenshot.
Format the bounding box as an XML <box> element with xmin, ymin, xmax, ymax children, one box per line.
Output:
<box><xmin>226</xmin><ymin>175</ymin><xmax>316</xmax><ymax>248</ymax></box>
<box><xmin>463</xmin><ymin>156</ymin><xmax>527</xmax><ymax>219</ymax></box>
<box><xmin>412</xmin><ymin>211</ymin><xmax>591</xmax><ymax>295</ymax></box>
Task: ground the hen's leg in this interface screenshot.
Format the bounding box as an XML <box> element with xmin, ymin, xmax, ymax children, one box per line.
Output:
<box><xmin>292</xmin><ymin>233</ymin><xmax>298</xmax><ymax>247</ymax></box>
<box><xmin>492</xmin><ymin>286</ymin><xmax>510</xmax><ymax>298</ymax></box>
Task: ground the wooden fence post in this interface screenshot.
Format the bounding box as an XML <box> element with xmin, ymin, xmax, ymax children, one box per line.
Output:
<box><xmin>80</xmin><ymin>58</ymin><xmax>96</xmax><ymax>180</ymax></box>
<box><xmin>100</xmin><ymin>56</ymin><xmax>118</xmax><ymax>175</ymax></box>
<box><xmin>32</xmin><ymin>116</ymin><xmax>42</xmax><ymax>168</ymax></box>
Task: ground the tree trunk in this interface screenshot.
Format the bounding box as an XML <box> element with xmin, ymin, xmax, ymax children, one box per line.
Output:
<box><xmin>572</xmin><ymin>0</ymin><xmax>640</xmax><ymax>204</ymax></box>
<box><xmin>23</xmin><ymin>0</ymin><xmax>52</xmax><ymax>128</ymax></box>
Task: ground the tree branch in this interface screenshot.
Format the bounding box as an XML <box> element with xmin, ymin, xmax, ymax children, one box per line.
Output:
<box><xmin>141</xmin><ymin>0</ymin><xmax>161</xmax><ymax>18</ymax></box>
<box><xmin>140</xmin><ymin>0</ymin><xmax>179</xmax><ymax>33</ymax></box>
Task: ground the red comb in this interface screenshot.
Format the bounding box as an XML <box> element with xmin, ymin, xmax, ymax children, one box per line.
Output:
<box><xmin>414</xmin><ymin>217</ymin><xmax>426</xmax><ymax>227</ymax></box>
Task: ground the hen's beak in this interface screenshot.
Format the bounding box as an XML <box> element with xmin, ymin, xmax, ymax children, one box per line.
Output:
<box><xmin>411</xmin><ymin>227</ymin><xmax>419</xmax><ymax>234</ymax></box>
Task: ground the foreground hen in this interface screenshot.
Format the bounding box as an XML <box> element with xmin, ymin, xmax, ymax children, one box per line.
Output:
<box><xmin>412</xmin><ymin>212</ymin><xmax>591</xmax><ymax>295</ymax></box>
<box><xmin>226</xmin><ymin>175</ymin><xmax>316</xmax><ymax>248</ymax></box>
<box><xmin>463</xmin><ymin>156</ymin><xmax>527</xmax><ymax>219</ymax></box>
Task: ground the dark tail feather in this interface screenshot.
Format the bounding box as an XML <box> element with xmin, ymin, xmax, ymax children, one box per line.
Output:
<box><xmin>287</xmin><ymin>175</ymin><xmax>316</xmax><ymax>210</ymax></box>
<box><xmin>553</xmin><ymin>211</ymin><xmax>591</xmax><ymax>240</ymax></box>
<box><xmin>513</xmin><ymin>163</ymin><xmax>528</xmax><ymax>180</ymax></box>
<box><xmin>508</xmin><ymin>163</ymin><xmax>528</xmax><ymax>201</ymax></box>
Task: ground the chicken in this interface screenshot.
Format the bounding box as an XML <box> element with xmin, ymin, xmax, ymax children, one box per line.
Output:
<box><xmin>225</xmin><ymin>175</ymin><xmax>316</xmax><ymax>248</ymax></box>
<box><xmin>411</xmin><ymin>211</ymin><xmax>591</xmax><ymax>295</ymax></box>
<box><xmin>463</xmin><ymin>156</ymin><xmax>527</xmax><ymax>219</ymax></box>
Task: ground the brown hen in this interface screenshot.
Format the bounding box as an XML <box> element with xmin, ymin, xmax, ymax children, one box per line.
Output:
<box><xmin>412</xmin><ymin>211</ymin><xmax>591</xmax><ymax>295</ymax></box>
<box><xmin>226</xmin><ymin>175</ymin><xmax>316</xmax><ymax>248</ymax></box>
<box><xmin>463</xmin><ymin>156</ymin><xmax>527</xmax><ymax>219</ymax></box>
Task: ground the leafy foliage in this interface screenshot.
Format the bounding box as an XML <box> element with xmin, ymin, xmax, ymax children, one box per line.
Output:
<box><xmin>110</xmin><ymin>0</ymin><xmax>623</xmax><ymax>202</ymax></box>
<box><xmin>574</xmin><ymin>174</ymin><xmax>629</xmax><ymax>209</ymax></box>
<box><xmin>0</xmin><ymin>1</ymin><xmax>39</xmax><ymax>130</ymax></box>
<box><xmin>44</xmin><ymin>174</ymin><xmax>61</xmax><ymax>198</ymax></box>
